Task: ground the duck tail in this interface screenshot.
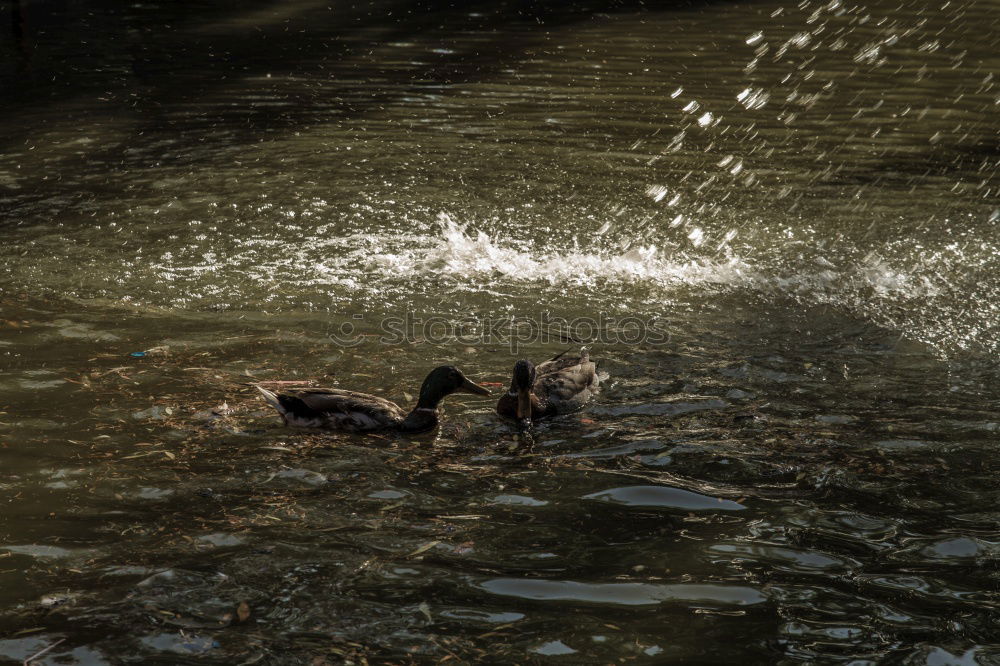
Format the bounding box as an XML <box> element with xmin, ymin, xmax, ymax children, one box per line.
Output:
<box><xmin>255</xmin><ymin>385</ymin><xmax>285</xmax><ymax>414</ymax></box>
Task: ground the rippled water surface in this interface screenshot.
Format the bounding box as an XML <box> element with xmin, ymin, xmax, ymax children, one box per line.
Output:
<box><xmin>1</xmin><ymin>0</ymin><xmax>999</xmax><ymax>663</ymax></box>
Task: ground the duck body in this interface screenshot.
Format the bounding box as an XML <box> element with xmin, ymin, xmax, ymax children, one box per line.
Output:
<box><xmin>256</xmin><ymin>387</ymin><xmax>411</xmax><ymax>431</ymax></box>
<box><xmin>257</xmin><ymin>365</ymin><xmax>489</xmax><ymax>434</ymax></box>
<box><xmin>497</xmin><ymin>349</ymin><xmax>600</xmax><ymax>424</ymax></box>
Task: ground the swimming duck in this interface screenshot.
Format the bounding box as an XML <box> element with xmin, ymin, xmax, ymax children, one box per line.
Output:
<box><xmin>496</xmin><ymin>349</ymin><xmax>600</xmax><ymax>425</ymax></box>
<box><xmin>256</xmin><ymin>365</ymin><xmax>490</xmax><ymax>433</ymax></box>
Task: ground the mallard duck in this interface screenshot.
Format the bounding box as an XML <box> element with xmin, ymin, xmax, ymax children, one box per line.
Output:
<box><xmin>496</xmin><ymin>348</ymin><xmax>600</xmax><ymax>425</ymax></box>
<box><xmin>256</xmin><ymin>365</ymin><xmax>490</xmax><ymax>433</ymax></box>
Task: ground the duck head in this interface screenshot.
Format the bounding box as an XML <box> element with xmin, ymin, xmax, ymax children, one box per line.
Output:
<box><xmin>416</xmin><ymin>365</ymin><xmax>490</xmax><ymax>409</ymax></box>
<box><xmin>510</xmin><ymin>359</ymin><xmax>536</xmax><ymax>423</ymax></box>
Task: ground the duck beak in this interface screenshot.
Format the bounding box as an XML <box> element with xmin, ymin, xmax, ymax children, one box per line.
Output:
<box><xmin>459</xmin><ymin>377</ymin><xmax>491</xmax><ymax>396</ymax></box>
<box><xmin>516</xmin><ymin>386</ymin><xmax>532</xmax><ymax>421</ymax></box>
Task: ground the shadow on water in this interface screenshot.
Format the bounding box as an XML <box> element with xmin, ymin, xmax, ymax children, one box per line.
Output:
<box><xmin>0</xmin><ymin>0</ymin><xmax>725</xmax><ymax>123</ymax></box>
<box><xmin>0</xmin><ymin>0</ymin><xmax>755</xmax><ymax>229</ymax></box>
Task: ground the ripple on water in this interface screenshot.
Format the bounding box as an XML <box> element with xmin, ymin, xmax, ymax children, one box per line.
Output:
<box><xmin>708</xmin><ymin>543</ymin><xmax>860</xmax><ymax>573</ymax></box>
<box><xmin>0</xmin><ymin>636</ymin><xmax>109</xmax><ymax>665</ymax></box>
<box><xmin>475</xmin><ymin>578</ymin><xmax>768</xmax><ymax>607</ymax></box>
<box><xmin>904</xmin><ymin>645</ymin><xmax>1000</xmax><ymax>665</ymax></box>
<box><xmin>557</xmin><ymin>438</ymin><xmax>668</xmax><ymax>460</ymax></box>
<box><xmin>895</xmin><ymin>536</ymin><xmax>1000</xmax><ymax>564</ymax></box>
<box><xmin>531</xmin><ymin>640</ymin><xmax>578</xmax><ymax>656</ymax></box>
<box><xmin>856</xmin><ymin>574</ymin><xmax>997</xmax><ymax>606</ymax></box>
<box><xmin>1</xmin><ymin>544</ymin><xmax>91</xmax><ymax>561</ymax></box>
<box><xmin>195</xmin><ymin>533</ymin><xmax>246</xmax><ymax>548</ymax></box>
<box><xmin>582</xmin><ymin>485</ymin><xmax>747</xmax><ymax>512</ymax></box>
<box><xmin>368</xmin><ymin>489</ymin><xmax>410</xmax><ymax>500</ymax></box>
<box><xmin>133</xmin><ymin>486</ymin><xmax>175</xmax><ymax>501</ymax></box>
<box><xmin>437</xmin><ymin>609</ymin><xmax>526</xmax><ymax>624</ymax></box>
<box><xmin>45</xmin><ymin>319</ymin><xmax>121</xmax><ymax>342</ymax></box>
<box><xmin>16</xmin><ymin>374</ymin><xmax>67</xmax><ymax>391</ymax></box>
<box><xmin>264</xmin><ymin>468</ymin><xmax>329</xmax><ymax>487</ymax></box>
<box><xmin>589</xmin><ymin>398</ymin><xmax>729</xmax><ymax>417</ymax></box>
<box><xmin>783</xmin><ymin>508</ymin><xmax>899</xmax><ymax>545</ymax></box>
<box><xmin>489</xmin><ymin>494</ymin><xmax>550</xmax><ymax>507</ymax></box>
<box><xmin>139</xmin><ymin>633</ymin><xmax>219</xmax><ymax>656</ymax></box>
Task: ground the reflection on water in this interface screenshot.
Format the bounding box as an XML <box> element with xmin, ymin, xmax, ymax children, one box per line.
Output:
<box><xmin>1</xmin><ymin>0</ymin><xmax>999</xmax><ymax>662</ymax></box>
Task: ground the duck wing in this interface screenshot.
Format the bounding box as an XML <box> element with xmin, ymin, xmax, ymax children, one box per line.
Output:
<box><xmin>533</xmin><ymin>349</ymin><xmax>600</xmax><ymax>414</ymax></box>
<box><xmin>274</xmin><ymin>388</ymin><xmax>407</xmax><ymax>431</ymax></box>
<box><xmin>535</xmin><ymin>348</ymin><xmax>586</xmax><ymax>376</ymax></box>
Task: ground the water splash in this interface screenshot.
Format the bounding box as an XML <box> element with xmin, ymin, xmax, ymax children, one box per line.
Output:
<box><xmin>370</xmin><ymin>214</ymin><xmax>750</xmax><ymax>288</ymax></box>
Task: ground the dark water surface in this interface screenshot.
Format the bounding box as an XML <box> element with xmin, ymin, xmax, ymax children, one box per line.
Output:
<box><xmin>1</xmin><ymin>0</ymin><xmax>999</xmax><ymax>663</ymax></box>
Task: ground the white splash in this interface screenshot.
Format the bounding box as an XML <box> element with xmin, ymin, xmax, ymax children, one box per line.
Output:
<box><xmin>370</xmin><ymin>215</ymin><xmax>750</xmax><ymax>288</ymax></box>
<box><xmin>133</xmin><ymin>209</ymin><xmax>994</xmax><ymax>355</ymax></box>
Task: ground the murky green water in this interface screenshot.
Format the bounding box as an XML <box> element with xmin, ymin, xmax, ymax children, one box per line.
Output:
<box><xmin>1</xmin><ymin>0</ymin><xmax>999</xmax><ymax>662</ymax></box>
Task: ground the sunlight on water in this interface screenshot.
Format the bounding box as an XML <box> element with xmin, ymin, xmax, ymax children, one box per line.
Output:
<box><xmin>3</xmin><ymin>201</ymin><xmax>995</xmax><ymax>354</ymax></box>
<box><xmin>120</xmin><ymin>208</ymin><xmax>990</xmax><ymax>354</ymax></box>
<box><xmin>371</xmin><ymin>213</ymin><xmax>751</xmax><ymax>287</ymax></box>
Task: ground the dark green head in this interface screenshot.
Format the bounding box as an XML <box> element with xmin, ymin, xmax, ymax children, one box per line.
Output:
<box><xmin>511</xmin><ymin>360</ymin><xmax>536</xmax><ymax>391</ymax></box>
<box><xmin>510</xmin><ymin>359</ymin><xmax>536</xmax><ymax>422</ymax></box>
<box><xmin>416</xmin><ymin>365</ymin><xmax>490</xmax><ymax>408</ymax></box>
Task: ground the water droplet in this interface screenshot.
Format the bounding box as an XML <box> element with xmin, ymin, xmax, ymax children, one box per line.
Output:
<box><xmin>645</xmin><ymin>185</ymin><xmax>669</xmax><ymax>202</ymax></box>
<box><xmin>737</xmin><ymin>88</ymin><xmax>770</xmax><ymax>110</ymax></box>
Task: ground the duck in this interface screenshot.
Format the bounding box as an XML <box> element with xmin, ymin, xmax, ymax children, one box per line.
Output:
<box><xmin>496</xmin><ymin>348</ymin><xmax>600</xmax><ymax>425</ymax></box>
<box><xmin>255</xmin><ymin>365</ymin><xmax>490</xmax><ymax>433</ymax></box>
